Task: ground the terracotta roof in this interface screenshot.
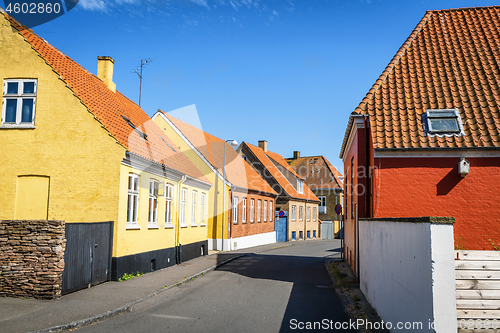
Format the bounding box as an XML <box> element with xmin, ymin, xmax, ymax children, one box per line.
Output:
<box><xmin>242</xmin><ymin>142</ymin><xmax>319</xmax><ymax>202</ymax></box>
<box><xmin>2</xmin><ymin>12</ymin><xmax>209</xmax><ymax>184</ymax></box>
<box><xmin>161</xmin><ymin>113</ymin><xmax>277</xmax><ymax>196</ymax></box>
<box><xmin>341</xmin><ymin>6</ymin><xmax>500</xmax><ymax>156</ymax></box>
<box><xmin>286</xmin><ymin>155</ymin><xmax>343</xmax><ymax>190</ymax></box>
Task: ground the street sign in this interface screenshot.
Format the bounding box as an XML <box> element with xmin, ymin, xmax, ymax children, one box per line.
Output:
<box><xmin>335</xmin><ymin>204</ymin><xmax>342</xmax><ymax>215</ymax></box>
<box><xmin>279</xmin><ymin>210</ymin><xmax>285</xmax><ymax>217</ymax></box>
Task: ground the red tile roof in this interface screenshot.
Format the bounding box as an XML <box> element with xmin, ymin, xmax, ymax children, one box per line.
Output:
<box><xmin>162</xmin><ymin>113</ymin><xmax>277</xmax><ymax>196</ymax></box>
<box><xmin>286</xmin><ymin>155</ymin><xmax>343</xmax><ymax>190</ymax></box>
<box><xmin>243</xmin><ymin>142</ymin><xmax>319</xmax><ymax>202</ymax></box>
<box><xmin>2</xmin><ymin>12</ymin><xmax>209</xmax><ymax>184</ymax></box>
<box><xmin>341</xmin><ymin>6</ymin><xmax>500</xmax><ymax>156</ymax></box>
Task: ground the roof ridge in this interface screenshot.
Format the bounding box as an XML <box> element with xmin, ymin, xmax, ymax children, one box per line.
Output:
<box><xmin>427</xmin><ymin>6</ymin><xmax>500</xmax><ymax>13</ymax></box>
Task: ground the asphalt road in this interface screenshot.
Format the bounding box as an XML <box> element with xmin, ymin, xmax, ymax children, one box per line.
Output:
<box><xmin>75</xmin><ymin>240</ymin><xmax>355</xmax><ymax>333</ymax></box>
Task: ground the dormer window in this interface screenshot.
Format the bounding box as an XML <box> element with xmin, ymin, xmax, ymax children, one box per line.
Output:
<box><xmin>425</xmin><ymin>109</ymin><xmax>464</xmax><ymax>136</ymax></box>
<box><xmin>297</xmin><ymin>179</ymin><xmax>304</xmax><ymax>194</ymax></box>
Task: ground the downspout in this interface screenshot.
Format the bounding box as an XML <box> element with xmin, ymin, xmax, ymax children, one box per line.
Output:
<box><xmin>176</xmin><ymin>175</ymin><xmax>187</xmax><ymax>264</ymax></box>
<box><xmin>304</xmin><ymin>199</ymin><xmax>308</xmax><ymax>240</ymax></box>
<box><xmin>230</xmin><ymin>186</ymin><xmax>234</xmax><ymax>250</ymax></box>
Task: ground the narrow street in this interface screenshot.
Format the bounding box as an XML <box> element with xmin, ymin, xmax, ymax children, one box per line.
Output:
<box><xmin>75</xmin><ymin>240</ymin><xmax>355</xmax><ymax>333</ymax></box>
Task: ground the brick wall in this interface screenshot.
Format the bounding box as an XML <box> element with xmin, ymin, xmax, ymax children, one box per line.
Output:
<box><xmin>0</xmin><ymin>220</ymin><xmax>66</xmax><ymax>299</ymax></box>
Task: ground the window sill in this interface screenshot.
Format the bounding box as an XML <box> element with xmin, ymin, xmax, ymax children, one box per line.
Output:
<box><xmin>0</xmin><ymin>124</ymin><xmax>36</xmax><ymax>129</ymax></box>
<box><xmin>148</xmin><ymin>225</ymin><xmax>160</xmax><ymax>229</ymax></box>
<box><xmin>126</xmin><ymin>225</ymin><xmax>141</xmax><ymax>230</ymax></box>
<box><xmin>164</xmin><ymin>224</ymin><xmax>174</xmax><ymax>229</ymax></box>
<box><xmin>191</xmin><ymin>224</ymin><xmax>198</xmax><ymax>227</ymax></box>
<box><xmin>200</xmin><ymin>223</ymin><xmax>207</xmax><ymax>227</ymax></box>
<box><xmin>180</xmin><ymin>224</ymin><xmax>188</xmax><ymax>228</ymax></box>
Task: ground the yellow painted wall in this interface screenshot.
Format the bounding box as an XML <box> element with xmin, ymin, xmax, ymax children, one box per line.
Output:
<box><xmin>0</xmin><ymin>17</ymin><xmax>124</xmax><ymax>224</ymax></box>
<box><xmin>152</xmin><ymin>115</ymin><xmax>230</xmax><ymax>242</ymax></box>
<box><xmin>115</xmin><ymin>164</ymin><xmax>209</xmax><ymax>257</ymax></box>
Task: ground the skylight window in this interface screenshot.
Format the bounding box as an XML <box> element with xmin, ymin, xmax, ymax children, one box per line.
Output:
<box><xmin>122</xmin><ymin>115</ymin><xmax>148</xmax><ymax>140</ymax></box>
<box><xmin>425</xmin><ymin>109</ymin><xmax>464</xmax><ymax>136</ymax></box>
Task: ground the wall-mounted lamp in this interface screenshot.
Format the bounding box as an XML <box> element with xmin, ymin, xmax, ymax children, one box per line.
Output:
<box><xmin>459</xmin><ymin>158</ymin><xmax>470</xmax><ymax>177</ymax></box>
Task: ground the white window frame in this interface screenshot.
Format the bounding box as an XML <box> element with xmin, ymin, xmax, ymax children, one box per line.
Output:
<box><xmin>318</xmin><ymin>196</ymin><xmax>326</xmax><ymax>207</ymax></box>
<box><xmin>313</xmin><ymin>207</ymin><xmax>317</xmax><ymax>221</ymax></box>
<box><xmin>263</xmin><ymin>200</ymin><xmax>267</xmax><ymax>222</ymax></box>
<box><xmin>200</xmin><ymin>192</ymin><xmax>207</xmax><ymax>226</ymax></box>
<box><xmin>191</xmin><ymin>190</ymin><xmax>197</xmax><ymax>226</ymax></box>
<box><xmin>426</xmin><ymin>109</ymin><xmax>464</xmax><ymax>136</ymax></box>
<box><xmin>297</xmin><ymin>180</ymin><xmax>304</xmax><ymax>194</ymax></box>
<box><xmin>307</xmin><ymin>206</ymin><xmax>311</xmax><ymax>222</ymax></box>
<box><xmin>165</xmin><ymin>184</ymin><xmax>174</xmax><ymax>227</ymax></box>
<box><xmin>1</xmin><ymin>79</ymin><xmax>37</xmax><ymax>128</ymax></box>
<box><xmin>233</xmin><ymin>197</ymin><xmax>238</xmax><ymax>224</ymax></box>
<box><xmin>257</xmin><ymin>200</ymin><xmax>261</xmax><ymax>222</ymax></box>
<box><xmin>299</xmin><ymin>206</ymin><xmax>303</xmax><ymax>221</ymax></box>
<box><xmin>242</xmin><ymin>198</ymin><xmax>247</xmax><ymax>223</ymax></box>
<box><xmin>127</xmin><ymin>174</ymin><xmax>140</xmax><ymax>228</ymax></box>
<box><xmin>250</xmin><ymin>199</ymin><xmax>255</xmax><ymax>223</ymax></box>
<box><xmin>269</xmin><ymin>201</ymin><xmax>273</xmax><ymax>222</ymax></box>
<box><xmin>291</xmin><ymin>205</ymin><xmax>296</xmax><ymax>221</ymax></box>
<box><xmin>148</xmin><ymin>180</ymin><xmax>159</xmax><ymax>227</ymax></box>
<box><xmin>180</xmin><ymin>188</ymin><xmax>187</xmax><ymax>227</ymax></box>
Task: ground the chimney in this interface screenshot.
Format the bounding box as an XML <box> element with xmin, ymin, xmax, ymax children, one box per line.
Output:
<box><xmin>258</xmin><ymin>140</ymin><xmax>268</xmax><ymax>152</ymax></box>
<box><xmin>97</xmin><ymin>56</ymin><xmax>116</xmax><ymax>92</ymax></box>
<box><xmin>293</xmin><ymin>151</ymin><xmax>300</xmax><ymax>159</ymax></box>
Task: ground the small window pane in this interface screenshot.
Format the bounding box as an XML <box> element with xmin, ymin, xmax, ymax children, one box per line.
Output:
<box><xmin>23</xmin><ymin>82</ymin><xmax>35</xmax><ymax>94</ymax></box>
<box><xmin>7</xmin><ymin>82</ymin><xmax>18</xmax><ymax>94</ymax></box>
<box><xmin>430</xmin><ymin>118</ymin><xmax>459</xmax><ymax>132</ymax></box>
<box><xmin>21</xmin><ymin>99</ymin><xmax>33</xmax><ymax>123</ymax></box>
<box><xmin>5</xmin><ymin>99</ymin><xmax>17</xmax><ymax>123</ymax></box>
<box><xmin>428</xmin><ymin>110</ymin><xmax>456</xmax><ymax>118</ymax></box>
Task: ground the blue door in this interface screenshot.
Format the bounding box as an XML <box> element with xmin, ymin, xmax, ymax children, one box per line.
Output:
<box><xmin>275</xmin><ymin>211</ymin><xmax>288</xmax><ymax>242</ymax></box>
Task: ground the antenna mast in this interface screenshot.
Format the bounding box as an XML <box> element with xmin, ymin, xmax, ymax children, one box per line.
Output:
<box><xmin>134</xmin><ymin>58</ymin><xmax>152</xmax><ymax>106</ymax></box>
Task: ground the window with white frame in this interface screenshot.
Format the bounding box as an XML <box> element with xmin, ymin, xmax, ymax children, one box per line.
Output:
<box><xmin>299</xmin><ymin>206</ymin><xmax>303</xmax><ymax>221</ymax></box>
<box><xmin>2</xmin><ymin>79</ymin><xmax>37</xmax><ymax>127</ymax></box>
<box><xmin>269</xmin><ymin>201</ymin><xmax>273</xmax><ymax>222</ymax></box>
<box><xmin>148</xmin><ymin>180</ymin><xmax>159</xmax><ymax>226</ymax></box>
<box><xmin>191</xmin><ymin>191</ymin><xmax>197</xmax><ymax>226</ymax></box>
<box><xmin>291</xmin><ymin>205</ymin><xmax>296</xmax><ymax>221</ymax></box>
<box><xmin>425</xmin><ymin>109</ymin><xmax>464</xmax><ymax>135</ymax></box>
<box><xmin>257</xmin><ymin>200</ymin><xmax>261</xmax><ymax>222</ymax></box>
<box><xmin>263</xmin><ymin>200</ymin><xmax>267</xmax><ymax>222</ymax></box>
<box><xmin>165</xmin><ymin>184</ymin><xmax>173</xmax><ymax>226</ymax></box>
<box><xmin>307</xmin><ymin>206</ymin><xmax>311</xmax><ymax>222</ymax></box>
<box><xmin>181</xmin><ymin>188</ymin><xmax>187</xmax><ymax>226</ymax></box>
<box><xmin>127</xmin><ymin>174</ymin><xmax>140</xmax><ymax>226</ymax></box>
<box><xmin>233</xmin><ymin>197</ymin><xmax>238</xmax><ymax>223</ymax></box>
<box><xmin>242</xmin><ymin>198</ymin><xmax>247</xmax><ymax>223</ymax></box>
<box><xmin>200</xmin><ymin>192</ymin><xmax>206</xmax><ymax>225</ymax></box>
<box><xmin>297</xmin><ymin>180</ymin><xmax>304</xmax><ymax>194</ymax></box>
<box><xmin>313</xmin><ymin>207</ymin><xmax>317</xmax><ymax>221</ymax></box>
<box><xmin>250</xmin><ymin>199</ymin><xmax>255</xmax><ymax>223</ymax></box>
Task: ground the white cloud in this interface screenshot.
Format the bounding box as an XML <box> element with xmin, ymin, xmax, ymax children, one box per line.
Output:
<box><xmin>79</xmin><ymin>0</ymin><xmax>107</xmax><ymax>11</ymax></box>
<box><xmin>190</xmin><ymin>0</ymin><xmax>210</xmax><ymax>9</ymax></box>
<box><xmin>116</xmin><ymin>0</ymin><xmax>138</xmax><ymax>4</ymax></box>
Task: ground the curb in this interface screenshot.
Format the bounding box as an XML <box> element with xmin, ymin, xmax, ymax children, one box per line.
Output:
<box><xmin>29</xmin><ymin>254</ymin><xmax>247</xmax><ymax>333</ymax></box>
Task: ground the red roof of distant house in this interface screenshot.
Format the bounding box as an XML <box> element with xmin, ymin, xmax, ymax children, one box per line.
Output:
<box><xmin>287</xmin><ymin>155</ymin><xmax>343</xmax><ymax>190</ymax></box>
<box><xmin>2</xmin><ymin>11</ymin><xmax>209</xmax><ymax>184</ymax></box>
<box><xmin>243</xmin><ymin>142</ymin><xmax>319</xmax><ymax>202</ymax></box>
<box><xmin>341</xmin><ymin>6</ymin><xmax>500</xmax><ymax>156</ymax></box>
<box><xmin>161</xmin><ymin>113</ymin><xmax>277</xmax><ymax>196</ymax></box>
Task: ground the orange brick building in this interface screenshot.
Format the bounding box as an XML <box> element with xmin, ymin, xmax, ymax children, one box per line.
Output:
<box><xmin>340</xmin><ymin>6</ymin><xmax>500</xmax><ymax>275</ymax></box>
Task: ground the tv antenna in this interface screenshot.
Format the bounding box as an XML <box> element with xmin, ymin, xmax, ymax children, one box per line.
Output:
<box><xmin>133</xmin><ymin>58</ymin><xmax>152</xmax><ymax>106</ymax></box>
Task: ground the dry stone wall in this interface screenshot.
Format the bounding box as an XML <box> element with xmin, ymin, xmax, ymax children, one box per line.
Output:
<box><xmin>0</xmin><ymin>220</ymin><xmax>66</xmax><ymax>299</ymax></box>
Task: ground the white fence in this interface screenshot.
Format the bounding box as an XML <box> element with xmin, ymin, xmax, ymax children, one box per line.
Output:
<box><xmin>456</xmin><ymin>250</ymin><xmax>500</xmax><ymax>332</ymax></box>
<box><xmin>359</xmin><ymin>217</ymin><xmax>457</xmax><ymax>333</ymax></box>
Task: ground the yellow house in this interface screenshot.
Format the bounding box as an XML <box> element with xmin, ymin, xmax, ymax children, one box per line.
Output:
<box><xmin>0</xmin><ymin>12</ymin><xmax>211</xmax><ymax>283</ymax></box>
<box><xmin>152</xmin><ymin>112</ymin><xmax>278</xmax><ymax>251</ymax></box>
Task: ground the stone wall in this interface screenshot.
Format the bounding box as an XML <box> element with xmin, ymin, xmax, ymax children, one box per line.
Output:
<box><xmin>0</xmin><ymin>220</ymin><xmax>66</xmax><ymax>299</ymax></box>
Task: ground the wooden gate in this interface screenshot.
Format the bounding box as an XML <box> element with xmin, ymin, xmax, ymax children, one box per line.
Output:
<box><xmin>62</xmin><ymin>222</ymin><xmax>113</xmax><ymax>294</ymax></box>
<box><xmin>456</xmin><ymin>250</ymin><xmax>500</xmax><ymax>331</ymax></box>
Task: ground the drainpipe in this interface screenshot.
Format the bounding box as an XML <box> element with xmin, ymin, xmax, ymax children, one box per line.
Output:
<box><xmin>304</xmin><ymin>200</ymin><xmax>308</xmax><ymax>240</ymax></box>
<box><xmin>176</xmin><ymin>175</ymin><xmax>187</xmax><ymax>264</ymax></box>
<box><xmin>230</xmin><ymin>187</ymin><xmax>234</xmax><ymax>250</ymax></box>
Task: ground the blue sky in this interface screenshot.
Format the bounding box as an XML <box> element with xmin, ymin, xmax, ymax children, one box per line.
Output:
<box><xmin>6</xmin><ymin>0</ymin><xmax>500</xmax><ymax>171</ymax></box>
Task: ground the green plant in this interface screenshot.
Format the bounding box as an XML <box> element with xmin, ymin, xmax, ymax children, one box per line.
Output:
<box><xmin>455</xmin><ymin>236</ymin><xmax>466</xmax><ymax>250</ymax></box>
<box><xmin>118</xmin><ymin>271</ymin><xmax>143</xmax><ymax>282</ymax></box>
<box><xmin>490</xmin><ymin>239</ymin><xmax>500</xmax><ymax>251</ymax></box>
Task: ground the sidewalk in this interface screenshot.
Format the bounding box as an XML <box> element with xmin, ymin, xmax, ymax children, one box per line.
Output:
<box><xmin>0</xmin><ymin>242</ymin><xmax>291</xmax><ymax>333</ymax></box>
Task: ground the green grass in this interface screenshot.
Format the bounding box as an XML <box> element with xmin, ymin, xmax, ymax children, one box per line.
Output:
<box><xmin>118</xmin><ymin>271</ymin><xmax>144</xmax><ymax>282</ymax></box>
